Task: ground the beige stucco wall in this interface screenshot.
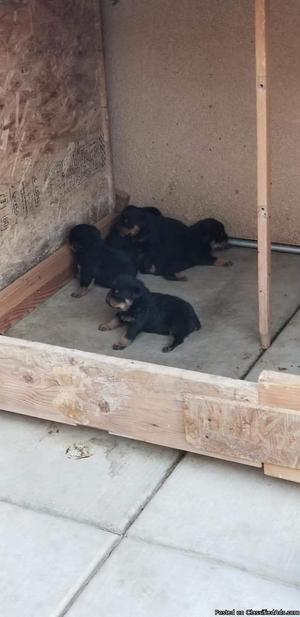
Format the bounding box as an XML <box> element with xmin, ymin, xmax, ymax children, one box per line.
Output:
<box><xmin>103</xmin><ymin>0</ymin><xmax>300</xmax><ymax>244</ymax></box>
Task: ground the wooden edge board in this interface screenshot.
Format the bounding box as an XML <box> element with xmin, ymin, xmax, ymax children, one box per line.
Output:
<box><xmin>259</xmin><ymin>369</ymin><xmax>300</xmax><ymax>412</ymax></box>
<box><xmin>264</xmin><ymin>463</ymin><xmax>300</xmax><ymax>484</ymax></box>
<box><xmin>0</xmin><ymin>336</ymin><xmax>300</xmax><ymax>474</ymax></box>
<box><xmin>184</xmin><ymin>392</ymin><xmax>300</xmax><ymax>469</ymax></box>
<box><xmin>0</xmin><ymin>212</ymin><xmax>117</xmax><ymax>333</ymax></box>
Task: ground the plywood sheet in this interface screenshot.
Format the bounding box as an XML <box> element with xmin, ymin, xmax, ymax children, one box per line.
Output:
<box><xmin>0</xmin><ymin>0</ymin><xmax>111</xmax><ymax>289</ymax></box>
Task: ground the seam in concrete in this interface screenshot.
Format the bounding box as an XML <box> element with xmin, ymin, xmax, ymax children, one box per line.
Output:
<box><xmin>0</xmin><ymin>453</ymin><xmax>183</xmax><ymax>536</ymax></box>
<box><xmin>127</xmin><ymin>534</ymin><xmax>300</xmax><ymax>592</ymax></box>
<box><xmin>53</xmin><ymin>534</ymin><xmax>122</xmax><ymax>617</ymax></box>
<box><xmin>53</xmin><ymin>452</ymin><xmax>184</xmax><ymax>616</ymax></box>
<box><xmin>0</xmin><ymin>496</ymin><xmax>124</xmax><ymax>535</ymax></box>
<box><xmin>241</xmin><ymin>303</ymin><xmax>300</xmax><ymax>380</ymax></box>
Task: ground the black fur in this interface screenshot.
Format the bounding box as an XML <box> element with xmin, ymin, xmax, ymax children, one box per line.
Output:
<box><xmin>188</xmin><ymin>218</ymin><xmax>228</xmax><ymax>250</ymax></box>
<box><xmin>69</xmin><ymin>224</ymin><xmax>137</xmax><ymax>295</ymax></box>
<box><xmin>103</xmin><ymin>274</ymin><xmax>201</xmax><ymax>352</ymax></box>
<box><xmin>106</xmin><ymin>204</ymin><xmax>162</xmax><ymax>266</ymax></box>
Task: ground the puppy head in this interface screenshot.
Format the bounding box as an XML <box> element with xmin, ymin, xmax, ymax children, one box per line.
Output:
<box><xmin>106</xmin><ymin>275</ymin><xmax>146</xmax><ymax>311</ymax></box>
<box><xmin>119</xmin><ymin>205</ymin><xmax>156</xmax><ymax>238</ymax></box>
<box><xmin>199</xmin><ymin>218</ymin><xmax>228</xmax><ymax>249</ymax></box>
<box><xmin>69</xmin><ymin>224</ymin><xmax>102</xmax><ymax>252</ymax></box>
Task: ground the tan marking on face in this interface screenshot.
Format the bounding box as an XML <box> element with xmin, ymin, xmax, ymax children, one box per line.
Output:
<box><xmin>119</xmin><ymin>224</ymin><xmax>140</xmax><ymax>237</ymax></box>
<box><xmin>108</xmin><ymin>297</ymin><xmax>133</xmax><ymax>311</ymax></box>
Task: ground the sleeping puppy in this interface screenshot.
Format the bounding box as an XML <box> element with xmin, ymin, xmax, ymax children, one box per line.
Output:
<box><xmin>105</xmin><ymin>204</ymin><xmax>162</xmax><ymax>265</ymax></box>
<box><xmin>188</xmin><ymin>218</ymin><xmax>228</xmax><ymax>250</ymax></box>
<box><xmin>99</xmin><ymin>274</ymin><xmax>201</xmax><ymax>352</ymax></box>
<box><xmin>69</xmin><ymin>224</ymin><xmax>137</xmax><ymax>297</ymax></box>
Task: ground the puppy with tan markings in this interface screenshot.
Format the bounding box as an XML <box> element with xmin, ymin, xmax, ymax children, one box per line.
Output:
<box><xmin>99</xmin><ymin>274</ymin><xmax>201</xmax><ymax>352</ymax></box>
<box><xmin>69</xmin><ymin>224</ymin><xmax>137</xmax><ymax>298</ymax></box>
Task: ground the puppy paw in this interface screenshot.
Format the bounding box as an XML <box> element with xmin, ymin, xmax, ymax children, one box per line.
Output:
<box><xmin>215</xmin><ymin>258</ymin><xmax>233</xmax><ymax>267</ymax></box>
<box><xmin>112</xmin><ymin>343</ymin><xmax>126</xmax><ymax>351</ymax></box>
<box><xmin>71</xmin><ymin>292</ymin><xmax>81</xmax><ymax>298</ymax></box>
<box><xmin>98</xmin><ymin>323</ymin><xmax>109</xmax><ymax>331</ymax></box>
<box><xmin>162</xmin><ymin>345</ymin><xmax>173</xmax><ymax>353</ymax></box>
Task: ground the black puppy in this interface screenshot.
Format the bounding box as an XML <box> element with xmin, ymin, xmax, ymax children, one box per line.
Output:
<box><xmin>119</xmin><ymin>207</ymin><xmax>231</xmax><ymax>280</ymax></box>
<box><xmin>69</xmin><ymin>224</ymin><xmax>137</xmax><ymax>297</ymax></box>
<box><xmin>117</xmin><ymin>206</ymin><xmax>191</xmax><ymax>281</ymax></box>
<box><xmin>99</xmin><ymin>274</ymin><xmax>201</xmax><ymax>352</ymax></box>
<box><xmin>106</xmin><ymin>205</ymin><xmax>162</xmax><ymax>267</ymax></box>
<box><xmin>188</xmin><ymin>218</ymin><xmax>228</xmax><ymax>250</ymax></box>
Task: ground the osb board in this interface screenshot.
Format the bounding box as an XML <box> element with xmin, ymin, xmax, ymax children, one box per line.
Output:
<box><xmin>0</xmin><ymin>0</ymin><xmax>111</xmax><ymax>290</ymax></box>
<box><xmin>103</xmin><ymin>0</ymin><xmax>300</xmax><ymax>244</ymax></box>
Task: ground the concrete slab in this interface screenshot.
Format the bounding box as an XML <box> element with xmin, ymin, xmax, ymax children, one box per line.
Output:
<box><xmin>247</xmin><ymin>307</ymin><xmax>300</xmax><ymax>380</ymax></box>
<box><xmin>129</xmin><ymin>455</ymin><xmax>300</xmax><ymax>586</ymax></box>
<box><xmin>67</xmin><ymin>537</ymin><xmax>300</xmax><ymax>617</ymax></box>
<box><xmin>0</xmin><ymin>500</ymin><xmax>117</xmax><ymax>617</ymax></box>
<box><xmin>0</xmin><ymin>411</ymin><xmax>179</xmax><ymax>533</ymax></box>
<box><xmin>8</xmin><ymin>248</ymin><xmax>300</xmax><ymax>378</ymax></box>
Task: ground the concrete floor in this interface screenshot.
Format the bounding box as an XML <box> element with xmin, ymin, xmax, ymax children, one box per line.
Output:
<box><xmin>7</xmin><ymin>247</ymin><xmax>300</xmax><ymax>379</ymax></box>
<box><xmin>3</xmin><ymin>246</ymin><xmax>300</xmax><ymax>614</ymax></box>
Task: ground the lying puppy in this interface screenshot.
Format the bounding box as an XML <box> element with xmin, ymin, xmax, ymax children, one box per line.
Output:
<box><xmin>188</xmin><ymin>218</ymin><xmax>228</xmax><ymax>250</ymax></box>
<box><xmin>69</xmin><ymin>224</ymin><xmax>137</xmax><ymax>297</ymax></box>
<box><xmin>118</xmin><ymin>206</ymin><xmax>231</xmax><ymax>280</ymax></box>
<box><xmin>106</xmin><ymin>204</ymin><xmax>162</xmax><ymax>264</ymax></box>
<box><xmin>99</xmin><ymin>274</ymin><xmax>201</xmax><ymax>352</ymax></box>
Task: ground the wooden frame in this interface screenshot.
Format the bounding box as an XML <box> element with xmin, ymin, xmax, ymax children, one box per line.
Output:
<box><xmin>256</xmin><ymin>0</ymin><xmax>272</xmax><ymax>349</ymax></box>
<box><xmin>0</xmin><ymin>1</ymin><xmax>298</xmax><ymax>485</ymax></box>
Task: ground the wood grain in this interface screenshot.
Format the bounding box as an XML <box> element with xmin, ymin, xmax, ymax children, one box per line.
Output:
<box><xmin>264</xmin><ymin>463</ymin><xmax>300</xmax><ymax>483</ymax></box>
<box><xmin>255</xmin><ymin>0</ymin><xmax>271</xmax><ymax>349</ymax></box>
<box><xmin>0</xmin><ymin>335</ymin><xmax>260</xmax><ymax>467</ymax></box>
<box><xmin>0</xmin><ymin>212</ymin><xmax>116</xmax><ymax>332</ymax></box>
<box><xmin>259</xmin><ymin>370</ymin><xmax>300</xmax><ymax>412</ymax></box>
<box><xmin>184</xmin><ymin>391</ymin><xmax>300</xmax><ymax>468</ymax></box>
<box><xmin>0</xmin><ymin>0</ymin><xmax>113</xmax><ymax>290</ymax></box>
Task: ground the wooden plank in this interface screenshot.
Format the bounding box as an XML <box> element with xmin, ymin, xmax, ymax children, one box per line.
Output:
<box><xmin>264</xmin><ymin>463</ymin><xmax>300</xmax><ymax>484</ymax></box>
<box><xmin>1</xmin><ymin>336</ymin><xmax>300</xmax><ymax>471</ymax></box>
<box><xmin>259</xmin><ymin>370</ymin><xmax>300</xmax><ymax>412</ymax></box>
<box><xmin>184</xmin><ymin>391</ymin><xmax>300</xmax><ymax>469</ymax></box>
<box><xmin>0</xmin><ymin>0</ymin><xmax>112</xmax><ymax>290</ymax></box>
<box><xmin>255</xmin><ymin>0</ymin><xmax>271</xmax><ymax>349</ymax></box>
<box><xmin>0</xmin><ymin>335</ymin><xmax>261</xmax><ymax>467</ymax></box>
<box><xmin>0</xmin><ymin>212</ymin><xmax>116</xmax><ymax>333</ymax></box>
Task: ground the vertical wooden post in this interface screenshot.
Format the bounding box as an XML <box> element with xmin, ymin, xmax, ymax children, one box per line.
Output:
<box><xmin>255</xmin><ymin>0</ymin><xmax>271</xmax><ymax>349</ymax></box>
<box><xmin>96</xmin><ymin>0</ymin><xmax>116</xmax><ymax>212</ymax></box>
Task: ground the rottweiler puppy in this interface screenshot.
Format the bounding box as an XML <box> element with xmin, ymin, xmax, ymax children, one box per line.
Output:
<box><xmin>105</xmin><ymin>204</ymin><xmax>162</xmax><ymax>263</ymax></box>
<box><xmin>99</xmin><ymin>274</ymin><xmax>201</xmax><ymax>352</ymax></box>
<box><xmin>69</xmin><ymin>224</ymin><xmax>137</xmax><ymax>298</ymax></box>
<box><xmin>118</xmin><ymin>206</ymin><xmax>231</xmax><ymax>280</ymax></box>
<box><xmin>188</xmin><ymin>218</ymin><xmax>228</xmax><ymax>250</ymax></box>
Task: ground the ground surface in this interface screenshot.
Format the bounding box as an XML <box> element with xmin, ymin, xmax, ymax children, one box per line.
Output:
<box><xmin>8</xmin><ymin>247</ymin><xmax>300</xmax><ymax>379</ymax></box>
<box><xmin>3</xmin><ymin>247</ymin><xmax>300</xmax><ymax>614</ymax></box>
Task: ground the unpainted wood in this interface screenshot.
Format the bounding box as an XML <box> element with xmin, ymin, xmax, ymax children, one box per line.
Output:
<box><xmin>259</xmin><ymin>370</ymin><xmax>300</xmax><ymax>412</ymax></box>
<box><xmin>0</xmin><ymin>335</ymin><xmax>260</xmax><ymax>467</ymax></box>
<box><xmin>255</xmin><ymin>0</ymin><xmax>271</xmax><ymax>349</ymax></box>
<box><xmin>0</xmin><ymin>213</ymin><xmax>117</xmax><ymax>332</ymax></box>
<box><xmin>0</xmin><ymin>0</ymin><xmax>113</xmax><ymax>290</ymax></box>
<box><xmin>184</xmin><ymin>391</ymin><xmax>300</xmax><ymax>469</ymax></box>
<box><xmin>264</xmin><ymin>463</ymin><xmax>300</xmax><ymax>484</ymax></box>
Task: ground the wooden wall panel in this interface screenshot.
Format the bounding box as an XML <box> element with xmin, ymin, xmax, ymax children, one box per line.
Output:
<box><xmin>0</xmin><ymin>0</ymin><xmax>112</xmax><ymax>289</ymax></box>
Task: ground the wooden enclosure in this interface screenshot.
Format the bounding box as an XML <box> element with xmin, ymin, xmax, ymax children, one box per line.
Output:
<box><xmin>0</xmin><ymin>0</ymin><xmax>299</xmax><ymax>484</ymax></box>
